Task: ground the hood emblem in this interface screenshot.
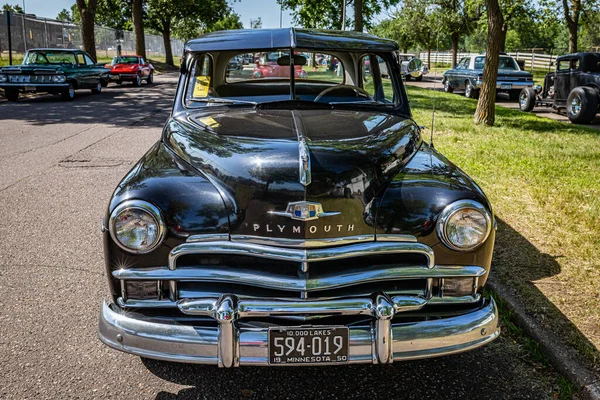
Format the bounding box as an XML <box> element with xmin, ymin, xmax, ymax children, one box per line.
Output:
<box><xmin>269</xmin><ymin>201</ymin><xmax>340</xmax><ymax>221</ymax></box>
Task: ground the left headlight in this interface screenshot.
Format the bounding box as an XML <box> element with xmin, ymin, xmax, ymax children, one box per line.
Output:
<box><xmin>436</xmin><ymin>200</ymin><xmax>492</xmax><ymax>251</ymax></box>
<box><xmin>0</xmin><ymin>74</ymin><xmax>7</xmax><ymax>83</ymax></box>
<box><xmin>52</xmin><ymin>75</ymin><xmax>66</xmax><ymax>83</ymax></box>
<box><xmin>108</xmin><ymin>200</ymin><xmax>166</xmax><ymax>254</ymax></box>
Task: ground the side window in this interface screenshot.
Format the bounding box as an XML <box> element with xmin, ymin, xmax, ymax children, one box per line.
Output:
<box><xmin>76</xmin><ymin>53</ymin><xmax>85</xmax><ymax>65</ymax></box>
<box><xmin>187</xmin><ymin>54</ymin><xmax>213</xmax><ymax>101</ymax></box>
<box><xmin>474</xmin><ymin>57</ymin><xmax>485</xmax><ymax>69</ymax></box>
<box><xmin>457</xmin><ymin>58</ymin><xmax>467</xmax><ymax>69</ymax></box>
<box><xmin>557</xmin><ymin>60</ymin><xmax>570</xmax><ymax>72</ymax></box>
<box><xmin>361</xmin><ymin>54</ymin><xmax>393</xmax><ymax>103</ymax></box>
<box><xmin>84</xmin><ymin>54</ymin><xmax>95</xmax><ymax>65</ymax></box>
<box><xmin>571</xmin><ymin>58</ymin><xmax>580</xmax><ymax>70</ymax></box>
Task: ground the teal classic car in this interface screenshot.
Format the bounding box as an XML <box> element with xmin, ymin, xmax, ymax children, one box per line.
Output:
<box><xmin>0</xmin><ymin>48</ymin><xmax>111</xmax><ymax>101</ymax></box>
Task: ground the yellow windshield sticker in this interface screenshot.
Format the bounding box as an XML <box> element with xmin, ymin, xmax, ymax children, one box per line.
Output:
<box><xmin>198</xmin><ymin>117</ymin><xmax>219</xmax><ymax>128</ymax></box>
<box><xmin>193</xmin><ymin>76</ymin><xmax>210</xmax><ymax>98</ymax></box>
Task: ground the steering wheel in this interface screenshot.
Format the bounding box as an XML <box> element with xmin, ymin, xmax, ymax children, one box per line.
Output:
<box><xmin>314</xmin><ymin>84</ymin><xmax>372</xmax><ymax>102</ymax></box>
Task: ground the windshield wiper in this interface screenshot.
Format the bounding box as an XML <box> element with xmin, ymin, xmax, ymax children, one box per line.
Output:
<box><xmin>189</xmin><ymin>98</ymin><xmax>257</xmax><ymax>105</ymax></box>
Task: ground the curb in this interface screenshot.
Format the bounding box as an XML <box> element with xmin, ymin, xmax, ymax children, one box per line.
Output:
<box><xmin>489</xmin><ymin>277</ymin><xmax>600</xmax><ymax>400</ymax></box>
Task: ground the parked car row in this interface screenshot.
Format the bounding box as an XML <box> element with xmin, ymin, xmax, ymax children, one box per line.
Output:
<box><xmin>0</xmin><ymin>48</ymin><xmax>154</xmax><ymax>102</ymax></box>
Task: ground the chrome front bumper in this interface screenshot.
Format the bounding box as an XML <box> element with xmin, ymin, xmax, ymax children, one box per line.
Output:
<box><xmin>474</xmin><ymin>80</ymin><xmax>534</xmax><ymax>90</ymax></box>
<box><xmin>98</xmin><ymin>296</ymin><xmax>499</xmax><ymax>366</ymax></box>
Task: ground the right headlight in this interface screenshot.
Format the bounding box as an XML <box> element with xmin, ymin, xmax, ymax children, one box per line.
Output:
<box><xmin>108</xmin><ymin>200</ymin><xmax>166</xmax><ymax>254</ymax></box>
<box><xmin>436</xmin><ymin>200</ymin><xmax>492</xmax><ymax>251</ymax></box>
<box><xmin>0</xmin><ymin>74</ymin><xmax>7</xmax><ymax>83</ymax></box>
<box><xmin>52</xmin><ymin>75</ymin><xmax>66</xmax><ymax>83</ymax></box>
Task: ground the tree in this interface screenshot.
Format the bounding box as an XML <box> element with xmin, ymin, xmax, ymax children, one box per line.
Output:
<box><xmin>249</xmin><ymin>17</ymin><xmax>262</xmax><ymax>29</ymax></box>
<box><xmin>562</xmin><ymin>0</ymin><xmax>581</xmax><ymax>52</ymax></box>
<box><xmin>474</xmin><ymin>0</ymin><xmax>503</xmax><ymax>126</ymax></box>
<box><xmin>279</xmin><ymin>0</ymin><xmax>399</xmax><ymax>31</ymax></box>
<box><xmin>56</xmin><ymin>8</ymin><xmax>75</xmax><ymax>22</ymax></box>
<box><xmin>132</xmin><ymin>0</ymin><xmax>145</xmax><ymax>60</ymax></box>
<box><xmin>146</xmin><ymin>0</ymin><xmax>228</xmax><ymax>66</ymax></box>
<box><xmin>437</xmin><ymin>0</ymin><xmax>482</xmax><ymax>67</ymax></box>
<box><xmin>3</xmin><ymin>3</ymin><xmax>24</xmax><ymax>13</ymax></box>
<box><xmin>75</xmin><ymin>0</ymin><xmax>98</xmax><ymax>61</ymax></box>
<box><xmin>206</xmin><ymin>12</ymin><xmax>244</xmax><ymax>32</ymax></box>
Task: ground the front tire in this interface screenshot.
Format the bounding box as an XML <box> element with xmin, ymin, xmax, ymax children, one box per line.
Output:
<box><xmin>4</xmin><ymin>89</ymin><xmax>19</xmax><ymax>101</ymax></box>
<box><xmin>443</xmin><ymin>78</ymin><xmax>453</xmax><ymax>93</ymax></box>
<box><xmin>147</xmin><ymin>72</ymin><xmax>153</xmax><ymax>84</ymax></box>
<box><xmin>415</xmin><ymin>74</ymin><xmax>423</xmax><ymax>82</ymax></box>
<box><xmin>61</xmin><ymin>82</ymin><xmax>75</xmax><ymax>101</ymax></box>
<box><xmin>519</xmin><ymin>88</ymin><xmax>536</xmax><ymax>112</ymax></box>
<box><xmin>567</xmin><ymin>87</ymin><xmax>598</xmax><ymax>124</ymax></box>
<box><xmin>133</xmin><ymin>74</ymin><xmax>142</xmax><ymax>87</ymax></box>
<box><xmin>465</xmin><ymin>81</ymin><xmax>479</xmax><ymax>99</ymax></box>
<box><xmin>91</xmin><ymin>81</ymin><xmax>102</xmax><ymax>94</ymax></box>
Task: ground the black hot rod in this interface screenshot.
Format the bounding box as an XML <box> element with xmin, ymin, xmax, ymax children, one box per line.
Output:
<box><xmin>98</xmin><ymin>28</ymin><xmax>499</xmax><ymax>367</ymax></box>
<box><xmin>519</xmin><ymin>52</ymin><xmax>600</xmax><ymax>124</ymax></box>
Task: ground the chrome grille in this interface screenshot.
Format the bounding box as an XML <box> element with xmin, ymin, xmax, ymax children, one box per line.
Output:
<box><xmin>114</xmin><ymin>237</ymin><xmax>485</xmax><ymax>310</ymax></box>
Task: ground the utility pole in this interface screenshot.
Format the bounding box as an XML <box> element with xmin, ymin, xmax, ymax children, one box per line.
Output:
<box><xmin>280</xmin><ymin>4</ymin><xmax>282</xmax><ymax>28</ymax></box>
<box><xmin>341</xmin><ymin>0</ymin><xmax>346</xmax><ymax>30</ymax></box>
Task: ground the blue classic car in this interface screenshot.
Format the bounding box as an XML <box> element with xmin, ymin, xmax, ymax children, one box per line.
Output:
<box><xmin>442</xmin><ymin>54</ymin><xmax>534</xmax><ymax>100</ymax></box>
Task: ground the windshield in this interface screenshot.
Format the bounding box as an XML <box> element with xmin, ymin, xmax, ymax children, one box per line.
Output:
<box><xmin>23</xmin><ymin>51</ymin><xmax>76</xmax><ymax>65</ymax></box>
<box><xmin>184</xmin><ymin>49</ymin><xmax>399</xmax><ymax>109</ymax></box>
<box><xmin>112</xmin><ymin>56</ymin><xmax>140</xmax><ymax>65</ymax></box>
<box><xmin>474</xmin><ymin>56</ymin><xmax>519</xmax><ymax>70</ymax></box>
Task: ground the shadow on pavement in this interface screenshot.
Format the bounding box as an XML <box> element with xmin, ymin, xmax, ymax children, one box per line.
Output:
<box><xmin>0</xmin><ymin>78</ymin><xmax>177</xmax><ymax>128</ymax></box>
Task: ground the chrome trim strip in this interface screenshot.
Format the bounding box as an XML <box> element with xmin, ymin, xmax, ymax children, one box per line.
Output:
<box><xmin>376</xmin><ymin>234</ymin><xmax>418</xmax><ymax>243</ymax></box>
<box><xmin>98</xmin><ymin>297</ymin><xmax>499</xmax><ymax>366</ymax></box>
<box><xmin>228</xmin><ymin>234</ymin><xmax>377</xmax><ymax>248</ymax></box>
<box><xmin>0</xmin><ymin>83</ymin><xmax>69</xmax><ymax>87</ymax></box>
<box><xmin>113</xmin><ymin>265</ymin><xmax>484</xmax><ymax>292</ymax></box>
<box><xmin>178</xmin><ymin>295</ymin><xmax>426</xmax><ymax>318</ymax></box>
<box><xmin>168</xmin><ymin>241</ymin><xmax>435</xmax><ymax>269</ymax></box>
<box><xmin>186</xmin><ymin>233</ymin><xmax>230</xmax><ymax>243</ymax></box>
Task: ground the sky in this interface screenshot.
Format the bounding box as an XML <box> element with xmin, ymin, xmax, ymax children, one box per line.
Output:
<box><xmin>4</xmin><ymin>0</ymin><xmax>392</xmax><ymax>29</ymax></box>
<box><xmin>2</xmin><ymin>0</ymin><xmax>296</xmax><ymax>29</ymax></box>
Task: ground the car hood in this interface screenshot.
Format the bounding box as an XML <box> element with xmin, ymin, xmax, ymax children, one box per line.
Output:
<box><xmin>0</xmin><ymin>64</ymin><xmax>65</xmax><ymax>73</ymax></box>
<box><xmin>164</xmin><ymin>108</ymin><xmax>422</xmax><ymax>240</ymax></box>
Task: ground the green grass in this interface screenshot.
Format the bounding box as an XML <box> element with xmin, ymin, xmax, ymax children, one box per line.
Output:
<box><xmin>407</xmin><ymin>85</ymin><xmax>600</xmax><ymax>372</ymax></box>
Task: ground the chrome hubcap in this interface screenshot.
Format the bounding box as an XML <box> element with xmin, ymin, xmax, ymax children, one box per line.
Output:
<box><xmin>571</xmin><ymin>97</ymin><xmax>582</xmax><ymax>115</ymax></box>
<box><xmin>519</xmin><ymin>92</ymin><xmax>527</xmax><ymax>108</ymax></box>
<box><xmin>466</xmin><ymin>85</ymin><xmax>471</xmax><ymax>97</ymax></box>
<box><xmin>69</xmin><ymin>86</ymin><xmax>74</xmax><ymax>97</ymax></box>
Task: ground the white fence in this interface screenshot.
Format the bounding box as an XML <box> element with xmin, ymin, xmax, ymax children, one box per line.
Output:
<box><xmin>0</xmin><ymin>12</ymin><xmax>184</xmax><ymax>60</ymax></box>
<box><xmin>419</xmin><ymin>51</ymin><xmax>559</xmax><ymax>71</ymax></box>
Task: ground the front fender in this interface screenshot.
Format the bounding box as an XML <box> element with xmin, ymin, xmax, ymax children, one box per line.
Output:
<box><xmin>375</xmin><ymin>143</ymin><xmax>495</xmax><ymax>280</ymax></box>
<box><xmin>103</xmin><ymin>141</ymin><xmax>232</xmax><ymax>300</ymax></box>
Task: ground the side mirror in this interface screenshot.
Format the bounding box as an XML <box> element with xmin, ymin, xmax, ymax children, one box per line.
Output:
<box><xmin>407</xmin><ymin>58</ymin><xmax>424</xmax><ymax>78</ymax></box>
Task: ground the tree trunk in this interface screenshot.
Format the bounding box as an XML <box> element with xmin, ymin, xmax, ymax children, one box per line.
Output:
<box><xmin>499</xmin><ymin>23</ymin><xmax>508</xmax><ymax>53</ymax></box>
<box><xmin>354</xmin><ymin>0</ymin><xmax>363</xmax><ymax>32</ymax></box>
<box><xmin>427</xmin><ymin>43</ymin><xmax>431</xmax><ymax>69</ymax></box>
<box><xmin>162</xmin><ymin>20</ymin><xmax>173</xmax><ymax>67</ymax></box>
<box><xmin>474</xmin><ymin>0</ymin><xmax>504</xmax><ymax>126</ymax></box>
<box><xmin>132</xmin><ymin>0</ymin><xmax>146</xmax><ymax>59</ymax></box>
<box><xmin>76</xmin><ymin>0</ymin><xmax>97</xmax><ymax>61</ymax></box>
<box><xmin>567</xmin><ymin>19</ymin><xmax>578</xmax><ymax>53</ymax></box>
<box><xmin>562</xmin><ymin>0</ymin><xmax>580</xmax><ymax>53</ymax></box>
<box><xmin>451</xmin><ymin>32</ymin><xmax>459</xmax><ymax>67</ymax></box>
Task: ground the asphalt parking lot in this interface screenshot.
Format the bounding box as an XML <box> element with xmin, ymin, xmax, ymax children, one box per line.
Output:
<box><xmin>0</xmin><ymin>73</ymin><xmax>564</xmax><ymax>399</ymax></box>
<box><xmin>407</xmin><ymin>75</ymin><xmax>600</xmax><ymax>128</ymax></box>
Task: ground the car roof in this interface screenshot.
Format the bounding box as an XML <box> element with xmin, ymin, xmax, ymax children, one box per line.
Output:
<box><xmin>556</xmin><ymin>52</ymin><xmax>600</xmax><ymax>60</ymax></box>
<box><xmin>185</xmin><ymin>28</ymin><xmax>398</xmax><ymax>53</ymax></box>
<box><xmin>28</xmin><ymin>48</ymin><xmax>81</xmax><ymax>52</ymax></box>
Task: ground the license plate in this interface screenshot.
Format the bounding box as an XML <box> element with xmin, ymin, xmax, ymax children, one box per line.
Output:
<box><xmin>500</xmin><ymin>83</ymin><xmax>512</xmax><ymax>90</ymax></box>
<box><xmin>268</xmin><ymin>326</ymin><xmax>349</xmax><ymax>365</ymax></box>
<box><xmin>110</xmin><ymin>75</ymin><xmax>120</xmax><ymax>80</ymax></box>
<box><xmin>23</xmin><ymin>86</ymin><xmax>36</xmax><ymax>91</ymax></box>
<box><xmin>9</xmin><ymin>75</ymin><xmax>30</xmax><ymax>83</ymax></box>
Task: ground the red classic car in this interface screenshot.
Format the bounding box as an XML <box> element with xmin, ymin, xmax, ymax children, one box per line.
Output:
<box><xmin>253</xmin><ymin>52</ymin><xmax>308</xmax><ymax>79</ymax></box>
<box><xmin>105</xmin><ymin>55</ymin><xmax>154</xmax><ymax>86</ymax></box>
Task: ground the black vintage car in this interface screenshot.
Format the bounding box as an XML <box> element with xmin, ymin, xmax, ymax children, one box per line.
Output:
<box><xmin>98</xmin><ymin>29</ymin><xmax>499</xmax><ymax>367</ymax></box>
<box><xmin>519</xmin><ymin>52</ymin><xmax>600</xmax><ymax>124</ymax></box>
<box><xmin>442</xmin><ymin>54</ymin><xmax>534</xmax><ymax>100</ymax></box>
